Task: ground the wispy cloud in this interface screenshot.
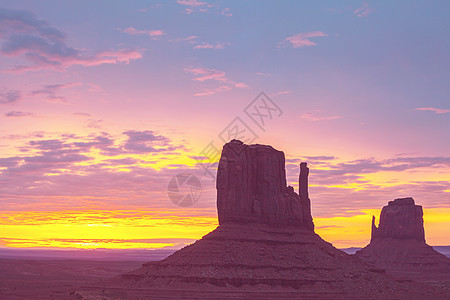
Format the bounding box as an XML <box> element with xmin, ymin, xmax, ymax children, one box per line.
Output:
<box><xmin>414</xmin><ymin>107</ymin><xmax>450</xmax><ymax>114</ymax></box>
<box><xmin>170</xmin><ymin>35</ymin><xmax>198</xmax><ymax>43</ymax></box>
<box><xmin>177</xmin><ymin>0</ymin><xmax>206</xmax><ymax>6</ymax></box>
<box><xmin>299</xmin><ymin>112</ymin><xmax>341</xmax><ymax>121</ymax></box>
<box><xmin>149</xmin><ymin>30</ymin><xmax>165</xmax><ymax>37</ymax></box>
<box><xmin>5</xmin><ymin>111</ymin><xmax>33</xmax><ymax>117</ymax></box>
<box><xmin>186</xmin><ymin>67</ymin><xmax>229</xmax><ymax>82</ymax></box>
<box><xmin>30</xmin><ymin>82</ymin><xmax>81</xmax><ymax>103</ymax></box>
<box><xmin>0</xmin><ymin>89</ymin><xmax>21</xmax><ymax>104</ymax></box>
<box><xmin>280</xmin><ymin>31</ymin><xmax>328</xmax><ymax>48</ymax></box>
<box><xmin>184</xmin><ymin>67</ymin><xmax>248</xmax><ymax>96</ymax></box>
<box><xmin>272</xmin><ymin>91</ymin><xmax>291</xmax><ymax>96</ymax></box>
<box><xmin>171</xmin><ymin>35</ymin><xmax>228</xmax><ymax>50</ymax></box>
<box><xmin>221</xmin><ymin>8</ymin><xmax>232</xmax><ymax>17</ymax></box>
<box><xmin>137</xmin><ymin>3</ymin><xmax>163</xmax><ymax>13</ymax></box>
<box><xmin>177</xmin><ymin>0</ymin><xmax>208</xmax><ymax>14</ymax></box>
<box><xmin>193</xmin><ymin>42</ymin><xmax>228</xmax><ymax>49</ymax></box>
<box><xmin>72</xmin><ymin>112</ymin><xmax>91</xmax><ymax>117</ymax></box>
<box><xmin>86</xmin><ymin>119</ymin><xmax>103</xmax><ymax>129</ymax></box>
<box><xmin>121</xmin><ymin>27</ymin><xmax>147</xmax><ymax>35</ymax></box>
<box><xmin>354</xmin><ymin>3</ymin><xmax>373</xmax><ymax>17</ymax></box>
<box><xmin>177</xmin><ymin>0</ymin><xmax>231</xmax><ymax>16</ymax></box>
<box><xmin>0</xmin><ymin>8</ymin><xmax>142</xmax><ymax>72</ymax></box>
<box><xmin>120</xmin><ymin>27</ymin><xmax>165</xmax><ymax>39</ymax></box>
<box><xmin>87</xmin><ymin>83</ymin><xmax>104</xmax><ymax>93</ymax></box>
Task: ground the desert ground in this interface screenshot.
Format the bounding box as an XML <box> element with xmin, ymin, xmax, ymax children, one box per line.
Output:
<box><xmin>0</xmin><ymin>246</ymin><xmax>449</xmax><ymax>299</ymax></box>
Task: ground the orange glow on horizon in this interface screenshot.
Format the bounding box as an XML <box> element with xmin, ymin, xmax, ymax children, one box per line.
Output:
<box><xmin>0</xmin><ymin>210</ymin><xmax>218</xmax><ymax>250</ymax></box>
<box><xmin>315</xmin><ymin>208</ymin><xmax>450</xmax><ymax>248</ymax></box>
<box><xmin>0</xmin><ymin>208</ymin><xmax>448</xmax><ymax>251</ymax></box>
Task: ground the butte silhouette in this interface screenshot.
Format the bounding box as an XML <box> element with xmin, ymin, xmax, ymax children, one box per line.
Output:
<box><xmin>356</xmin><ymin>197</ymin><xmax>450</xmax><ymax>285</ymax></box>
<box><xmin>101</xmin><ymin>140</ymin><xmax>447</xmax><ymax>298</ymax></box>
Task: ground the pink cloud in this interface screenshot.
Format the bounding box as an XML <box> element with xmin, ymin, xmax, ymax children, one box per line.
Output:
<box><xmin>269</xmin><ymin>91</ymin><xmax>291</xmax><ymax>97</ymax></box>
<box><xmin>414</xmin><ymin>107</ymin><xmax>450</xmax><ymax>114</ymax></box>
<box><xmin>169</xmin><ymin>35</ymin><xmax>198</xmax><ymax>43</ymax></box>
<box><xmin>299</xmin><ymin>112</ymin><xmax>342</xmax><ymax>121</ymax></box>
<box><xmin>120</xmin><ymin>27</ymin><xmax>165</xmax><ymax>39</ymax></box>
<box><xmin>0</xmin><ymin>8</ymin><xmax>142</xmax><ymax>72</ymax></box>
<box><xmin>193</xmin><ymin>42</ymin><xmax>227</xmax><ymax>49</ymax></box>
<box><xmin>177</xmin><ymin>0</ymin><xmax>206</xmax><ymax>6</ymax></box>
<box><xmin>234</xmin><ymin>82</ymin><xmax>248</xmax><ymax>88</ymax></box>
<box><xmin>281</xmin><ymin>31</ymin><xmax>328</xmax><ymax>48</ymax></box>
<box><xmin>184</xmin><ymin>67</ymin><xmax>248</xmax><ymax>96</ymax></box>
<box><xmin>221</xmin><ymin>8</ymin><xmax>232</xmax><ymax>17</ymax></box>
<box><xmin>121</xmin><ymin>27</ymin><xmax>148</xmax><ymax>35</ymax></box>
<box><xmin>149</xmin><ymin>30</ymin><xmax>165</xmax><ymax>37</ymax></box>
<box><xmin>194</xmin><ymin>86</ymin><xmax>233</xmax><ymax>97</ymax></box>
<box><xmin>186</xmin><ymin>67</ymin><xmax>227</xmax><ymax>82</ymax></box>
<box><xmin>354</xmin><ymin>3</ymin><xmax>373</xmax><ymax>17</ymax></box>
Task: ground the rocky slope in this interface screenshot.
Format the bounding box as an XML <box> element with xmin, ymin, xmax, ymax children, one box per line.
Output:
<box><xmin>356</xmin><ymin>198</ymin><xmax>450</xmax><ymax>288</ymax></box>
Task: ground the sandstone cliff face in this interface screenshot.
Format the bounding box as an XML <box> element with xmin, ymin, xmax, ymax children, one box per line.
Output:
<box><xmin>371</xmin><ymin>197</ymin><xmax>425</xmax><ymax>243</ymax></box>
<box><xmin>216</xmin><ymin>139</ymin><xmax>314</xmax><ymax>230</ymax></box>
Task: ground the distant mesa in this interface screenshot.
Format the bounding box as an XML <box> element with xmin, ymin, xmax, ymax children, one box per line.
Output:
<box><xmin>356</xmin><ymin>197</ymin><xmax>450</xmax><ymax>284</ymax></box>
<box><xmin>370</xmin><ymin>197</ymin><xmax>425</xmax><ymax>243</ymax></box>
<box><xmin>105</xmin><ymin>140</ymin><xmax>447</xmax><ymax>298</ymax></box>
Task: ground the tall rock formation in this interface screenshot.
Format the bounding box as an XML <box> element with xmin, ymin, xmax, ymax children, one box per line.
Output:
<box><xmin>103</xmin><ymin>141</ymin><xmax>447</xmax><ymax>299</ymax></box>
<box><xmin>216</xmin><ymin>139</ymin><xmax>313</xmax><ymax>230</ymax></box>
<box><xmin>356</xmin><ymin>197</ymin><xmax>450</xmax><ymax>285</ymax></box>
<box><xmin>370</xmin><ymin>197</ymin><xmax>425</xmax><ymax>242</ymax></box>
<box><xmin>299</xmin><ymin>162</ymin><xmax>314</xmax><ymax>231</ymax></box>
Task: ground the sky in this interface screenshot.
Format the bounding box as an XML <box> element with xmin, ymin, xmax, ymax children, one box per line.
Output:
<box><xmin>0</xmin><ymin>0</ymin><xmax>449</xmax><ymax>250</ymax></box>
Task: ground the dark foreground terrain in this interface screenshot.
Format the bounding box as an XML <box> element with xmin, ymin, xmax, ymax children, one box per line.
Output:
<box><xmin>0</xmin><ymin>246</ymin><xmax>449</xmax><ymax>299</ymax></box>
<box><xmin>0</xmin><ymin>258</ymin><xmax>145</xmax><ymax>299</ymax></box>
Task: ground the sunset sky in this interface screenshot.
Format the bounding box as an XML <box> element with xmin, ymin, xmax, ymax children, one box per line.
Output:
<box><xmin>0</xmin><ymin>0</ymin><xmax>449</xmax><ymax>250</ymax></box>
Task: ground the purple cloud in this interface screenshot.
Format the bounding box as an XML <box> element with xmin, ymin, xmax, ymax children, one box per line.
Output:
<box><xmin>30</xmin><ymin>82</ymin><xmax>80</xmax><ymax>103</ymax></box>
<box><xmin>0</xmin><ymin>8</ymin><xmax>142</xmax><ymax>72</ymax></box>
<box><xmin>123</xmin><ymin>130</ymin><xmax>177</xmax><ymax>153</ymax></box>
<box><xmin>0</xmin><ymin>131</ymin><xmax>212</xmax><ymax>212</ymax></box>
<box><xmin>24</xmin><ymin>153</ymin><xmax>90</xmax><ymax>164</ymax></box>
<box><xmin>0</xmin><ymin>89</ymin><xmax>21</xmax><ymax>104</ymax></box>
<box><xmin>29</xmin><ymin>139</ymin><xmax>65</xmax><ymax>150</ymax></box>
<box><xmin>0</xmin><ymin>157</ymin><xmax>21</xmax><ymax>167</ymax></box>
<box><xmin>5</xmin><ymin>111</ymin><xmax>33</xmax><ymax>117</ymax></box>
